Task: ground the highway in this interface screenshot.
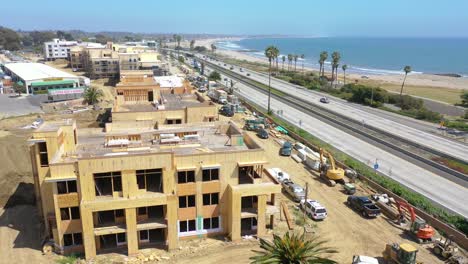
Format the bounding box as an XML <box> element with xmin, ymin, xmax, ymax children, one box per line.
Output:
<box><xmin>199</xmin><ymin>55</ymin><xmax>468</xmax><ymax>164</ymax></box>
<box><xmin>205</xmin><ymin>65</ymin><xmax>468</xmax><ymax>218</ymax></box>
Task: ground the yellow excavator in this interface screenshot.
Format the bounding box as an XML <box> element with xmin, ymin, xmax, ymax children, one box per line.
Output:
<box><xmin>383</xmin><ymin>243</ymin><xmax>423</xmax><ymax>264</ymax></box>
<box><xmin>319</xmin><ymin>148</ymin><xmax>345</xmax><ymax>186</ymax></box>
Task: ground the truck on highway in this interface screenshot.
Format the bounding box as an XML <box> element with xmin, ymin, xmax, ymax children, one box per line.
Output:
<box><xmin>347</xmin><ymin>196</ymin><xmax>381</xmax><ymax>218</ymax></box>
<box><xmin>207</xmin><ymin>89</ymin><xmax>228</xmax><ymax>104</ymax></box>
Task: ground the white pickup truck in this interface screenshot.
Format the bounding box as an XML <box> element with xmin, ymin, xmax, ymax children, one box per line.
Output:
<box><xmin>352</xmin><ymin>255</ymin><xmax>379</xmax><ymax>264</ymax></box>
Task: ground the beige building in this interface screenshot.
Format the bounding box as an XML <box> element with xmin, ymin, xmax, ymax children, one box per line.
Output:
<box><xmin>83</xmin><ymin>48</ymin><xmax>120</xmax><ymax>79</ymax></box>
<box><xmin>29</xmin><ymin>119</ymin><xmax>281</xmax><ymax>259</ymax></box>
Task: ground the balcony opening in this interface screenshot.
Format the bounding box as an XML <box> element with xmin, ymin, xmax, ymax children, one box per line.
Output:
<box><xmin>57</xmin><ymin>180</ymin><xmax>77</xmax><ymax>194</ymax></box>
<box><xmin>139</xmin><ymin>229</ymin><xmax>165</xmax><ymax>244</ymax></box>
<box><xmin>95</xmin><ymin>209</ymin><xmax>125</xmax><ymax>227</ymax></box>
<box><xmin>241</xmin><ymin>217</ymin><xmax>257</xmax><ymax>236</ymax></box>
<box><xmin>94</xmin><ymin>171</ymin><xmax>122</xmax><ymax>196</ymax></box>
<box><xmin>238</xmin><ymin>165</ymin><xmax>262</xmax><ymax>184</ymax></box>
<box><xmin>99</xmin><ymin>233</ymin><xmax>126</xmax><ymax>250</ymax></box>
<box><xmin>241</xmin><ymin>196</ymin><xmax>258</xmax><ymax>212</ymax></box>
<box><xmin>136</xmin><ymin>169</ymin><xmax>163</xmax><ymax>193</ymax></box>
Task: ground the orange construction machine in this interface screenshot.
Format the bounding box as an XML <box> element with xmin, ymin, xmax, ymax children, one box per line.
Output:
<box><xmin>396</xmin><ymin>200</ymin><xmax>435</xmax><ymax>243</ymax></box>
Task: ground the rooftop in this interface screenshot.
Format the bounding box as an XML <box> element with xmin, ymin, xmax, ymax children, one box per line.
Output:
<box><xmin>52</xmin><ymin>121</ymin><xmax>256</xmax><ymax>162</ymax></box>
<box><xmin>4</xmin><ymin>63</ymin><xmax>79</xmax><ymax>81</ymax></box>
<box><xmin>154</xmin><ymin>75</ymin><xmax>184</xmax><ymax>88</ymax></box>
<box><xmin>116</xmin><ymin>93</ymin><xmax>209</xmax><ymax>112</ymax></box>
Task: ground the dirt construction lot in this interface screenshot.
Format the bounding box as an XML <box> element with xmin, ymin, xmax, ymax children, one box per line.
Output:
<box><xmin>0</xmin><ymin>110</ymin><xmax>444</xmax><ymax>263</ymax></box>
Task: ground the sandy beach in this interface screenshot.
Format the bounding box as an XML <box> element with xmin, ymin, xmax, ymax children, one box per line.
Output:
<box><xmin>193</xmin><ymin>38</ymin><xmax>467</xmax><ymax>104</ymax></box>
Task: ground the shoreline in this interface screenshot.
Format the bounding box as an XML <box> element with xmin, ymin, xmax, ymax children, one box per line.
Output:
<box><xmin>195</xmin><ymin>38</ymin><xmax>468</xmax><ymax>93</ymax></box>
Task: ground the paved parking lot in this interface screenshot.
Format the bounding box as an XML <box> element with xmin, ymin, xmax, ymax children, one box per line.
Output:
<box><xmin>0</xmin><ymin>94</ymin><xmax>43</xmax><ymax>119</ymax></box>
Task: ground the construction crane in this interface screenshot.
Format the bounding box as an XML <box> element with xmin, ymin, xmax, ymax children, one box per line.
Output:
<box><xmin>396</xmin><ymin>200</ymin><xmax>435</xmax><ymax>244</ymax></box>
<box><xmin>383</xmin><ymin>243</ymin><xmax>422</xmax><ymax>264</ymax></box>
<box><xmin>319</xmin><ymin>148</ymin><xmax>345</xmax><ymax>186</ymax></box>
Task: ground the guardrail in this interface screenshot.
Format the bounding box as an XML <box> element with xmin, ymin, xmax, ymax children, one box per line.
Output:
<box><xmin>240</xmin><ymin>98</ymin><xmax>468</xmax><ymax>250</ymax></box>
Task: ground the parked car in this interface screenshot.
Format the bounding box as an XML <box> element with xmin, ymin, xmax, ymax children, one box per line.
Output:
<box><xmin>300</xmin><ymin>199</ymin><xmax>328</xmax><ymax>220</ymax></box>
<box><xmin>282</xmin><ymin>180</ymin><xmax>306</xmax><ymax>202</ymax></box>
<box><xmin>230</xmin><ymin>66</ymin><xmax>234</xmax><ymax>70</ymax></box>
<box><xmin>347</xmin><ymin>196</ymin><xmax>381</xmax><ymax>218</ymax></box>
<box><xmin>319</xmin><ymin>97</ymin><xmax>330</xmax><ymax>104</ymax></box>
<box><xmin>267</xmin><ymin>168</ymin><xmax>290</xmax><ymax>182</ymax></box>
<box><xmin>246</xmin><ymin>73</ymin><xmax>250</xmax><ymax>76</ymax></box>
<box><xmin>198</xmin><ymin>86</ymin><xmax>207</xmax><ymax>93</ymax></box>
<box><xmin>257</xmin><ymin>128</ymin><xmax>269</xmax><ymax>139</ymax></box>
<box><xmin>219</xmin><ymin>106</ymin><xmax>234</xmax><ymax>117</ymax></box>
<box><xmin>280</xmin><ymin>141</ymin><xmax>292</xmax><ymax>156</ymax></box>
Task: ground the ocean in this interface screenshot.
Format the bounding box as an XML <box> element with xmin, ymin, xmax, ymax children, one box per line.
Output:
<box><xmin>216</xmin><ymin>37</ymin><xmax>468</xmax><ymax>76</ymax></box>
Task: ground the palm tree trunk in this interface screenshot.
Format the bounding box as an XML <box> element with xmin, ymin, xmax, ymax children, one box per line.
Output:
<box><xmin>343</xmin><ymin>70</ymin><xmax>346</xmax><ymax>85</ymax></box>
<box><xmin>276</xmin><ymin>58</ymin><xmax>279</xmax><ymax>73</ymax></box>
<box><xmin>268</xmin><ymin>60</ymin><xmax>272</xmax><ymax>113</ymax></box>
<box><xmin>400</xmin><ymin>73</ymin><xmax>408</xmax><ymax>98</ymax></box>
<box><xmin>282</xmin><ymin>61</ymin><xmax>284</xmax><ymax>71</ymax></box>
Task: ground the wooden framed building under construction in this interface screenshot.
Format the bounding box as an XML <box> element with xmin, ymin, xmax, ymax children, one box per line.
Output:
<box><xmin>29</xmin><ymin>118</ymin><xmax>281</xmax><ymax>259</ymax></box>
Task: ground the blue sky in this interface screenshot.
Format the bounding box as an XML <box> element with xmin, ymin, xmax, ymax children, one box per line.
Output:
<box><xmin>1</xmin><ymin>0</ymin><xmax>468</xmax><ymax>37</ymax></box>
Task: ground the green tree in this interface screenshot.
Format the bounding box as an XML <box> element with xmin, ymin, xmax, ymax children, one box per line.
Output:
<box><xmin>57</xmin><ymin>30</ymin><xmax>74</xmax><ymax>41</ymax></box>
<box><xmin>342</xmin><ymin>64</ymin><xmax>348</xmax><ymax>85</ymax></box>
<box><xmin>281</xmin><ymin>55</ymin><xmax>286</xmax><ymax>71</ymax></box>
<box><xmin>0</xmin><ymin>27</ymin><xmax>22</xmax><ymax>50</ymax></box>
<box><xmin>190</xmin><ymin>40</ymin><xmax>195</xmax><ymax>50</ymax></box>
<box><xmin>250</xmin><ymin>232</ymin><xmax>337</xmax><ymax>264</ymax></box>
<box><xmin>319</xmin><ymin>51</ymin><xmax>328</xmax><ymax>77</ymax></box>
<box><xmin>211</xmin><ymin>43</ymin><xmax>217</xmax><ymax>53</ymax></box>
<box><xmin>400</xmin><ymin>65</ymin><xmax>412</xmax><ymax>98</ymax></box>
<box><xmin>270</xmin><ymin>46</ymin><xmax>280</xmax><ymax>73</ymax></box>
<box><xmin>83</xmin><ymin>87</ymin><xmax>103</xmax><ymax>105</ymax></box>
<box><xmin>460</xmin><ymin>90</ymin><xmax>468</xmax><ymax>107</ymax></box>
<box><xmin>178</xmin><ymin>56</ymin><xmax>185</xmax><ymax>63</ymax></box>
<box><xmin>331</xmin><ymin>51</ymin><xmax>341</xmax><ymax>86</ymax></box>
<box><xmin>94</xmin><ymin>34</ymin><xmax>112</xmax><ymax>45</ymax></box>
<box><xmin>288</xmin><ymin>54</ymin><xmax>293</xmax><ymax>71</ymax></box>
<box><xmin>265</xmin><ymin>45</ymin><xmax>279</xmax><ymax>112</ymax></box>
<box><xmin>176</xmin><ymin>35</ymin><xmax>182</xmax><ymax>56</ymax></box>
<box><xmin>30</xmin><ymin>31</ymin><xmax>56</xmax><ymax>46</ymax></box>
<box><xmin>208</xmin><ymin>71</ymin><xmax>221</xmax><ymax>81</ymax></box>
<box><xmin>173</xmin><ymin>34</ymin><xmax>177</xmax><ymax>49</ymax></box>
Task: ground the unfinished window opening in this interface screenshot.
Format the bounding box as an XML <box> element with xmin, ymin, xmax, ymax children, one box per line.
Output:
<box><xmin>178</xmin><ymin>195</ymin><xmax>196</xmax><ymax>208</ymax></box>
<box><xmin>38</xmin><ymin>142</ymin><xmax>49</xmax><ymax>167</ymax></box>
<box><xmin>63</xmin><ymin>232</ymin><xmax>83</xmax><ymax>247</ymax></box>
<box><xmin>203</xmin><ymin>216</ymin><xmax>220</xmax><ymax>230</ymax></box>
<box><xmin>94</xmin><ymin>171</ymin><xmax>122</xmax><ymax>196</ymax></box>
<box><xmin>203</xmin><ymin>193</ymin><xmax>219</xmax><ymax>206</ymax></box>
<box><xmin>60</xmin><ymin>207</ymin><xmax>80</xmax><ymax>220</ymax></box>
<box><xmin>99</xmin><ymin>233</ymin><xmax>126</xmax><ymax>249</ymax></box>
<box><xmin>202</xmin><ymin>168</ymin><xmax>219</xmax><ymax>182</ymax></box>
<box><xmin>138</xmin><ymin>205</ymin><xmax>165</xmax><ymax>219</ymax></box>
<box><xmin>136</xmin><ymin>169</ymin><xmax>163</xmax><ymax>192</ymax></box>
<box><xmin>177</xmin><ymin>170</ymin><xmax>195</xmax><ymax>184</ymax></box>
<box><xmin>239</xmin><ymin>165</ymin><xmax>262</xmax><ymax>184</ymax></box>
<box><xmin>57</xmin><ymin>180</ymin><xmax>77</xmax><ymax>194</ymax></box>
<box><xmin>241</xmin><ymin>196</ymin><xmax>258</xmax><ymax>210</ymax></box>
<box><xmin>179</xmin><ymin>219</ymin><xmax>196</xmax><ymax>233</ymax></box>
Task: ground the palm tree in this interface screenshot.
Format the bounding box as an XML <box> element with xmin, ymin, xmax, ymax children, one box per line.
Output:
<box><xmin>190</xmin><ymin>40</ymin><xmax>195</xmax><ymax>50</ymax></box>
<box><xmin>271</xmin><ymin>46</ymin><xmax>280</xmax><ymax>73</ymax></box>
<box><xmin>400</xmin><ymin>65</ymin><xmax>412</xmax><ymax>98</ymax></box>
<box><xmin>281</xmin><ymin>55</ymin><xmax>286</xmax><ymax>71</ymax></box>
<box><xmin>175</xmin><ymin>35</ymin><xmax>182</xmax><ymax>57</ymax></box>
<box><xmin>172</xmin><ymin>34</ymin><xmax>177</xmax><ymax>49</ymax></box>
<box><xmin>319</xmin><ymin>51</ymin><xmax>328</xmax><ymax>77</ymax></box>
<box><xmin>293</xmin><ymin>54</ymin><xmax>298</xmax><ymax>72</ymax></box>
<box><xmin>265</xmin><ymin>45</ymin><xmax>278</xmax><ymax>113</ymax></box>
<box><xmin>287</xmin><ymin>54</ymin><xmax>293</xmax><ymax>71</ymax></box>
<box><xmin>342</xmin><ymin>64</ymin><xmax>348</xmax><ymax>85</ymax></box>
<box><xmin>300</xmin><ymin>54</ymin><xmax>305</xmax><ymax>74</ymax></box>
<box><xmin>331</xmin><ymin>51</ymin><xmax>341</xmax><ymax>86</ymax></box>
<box><xmin>211</xmin><ymin>44</ymin><xmax>217</xmax><ymax>53</ymax></box>
<box><xmin>250</xmin><ymin>232</ymin><xmax>337</xmax><ymax>264</ymax></box>
<box><xmin>84</xmin><ymin>87</ymin><xmax>103</xmax><ymax>106</ymax></box>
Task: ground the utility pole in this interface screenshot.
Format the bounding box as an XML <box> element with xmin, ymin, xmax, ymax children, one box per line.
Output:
<box><xmin>303</xmin><ymin>182</ymin><xmax>308</xmax><ymax>222</ymax></box>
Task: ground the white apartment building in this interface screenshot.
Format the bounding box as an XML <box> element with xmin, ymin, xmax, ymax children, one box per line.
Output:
<box><xmin>44</xmin><ymin>39</ymin><xmax>78</xmax><ymax>61</ymax></box>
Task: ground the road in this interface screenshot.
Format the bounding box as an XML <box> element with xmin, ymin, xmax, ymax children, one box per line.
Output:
<box><xmin>200</xmin><ymin>55</ymin><xmax>468</xmax><ymax>163</ymax></box>
<box><xmin>207</xmin><ymin>65</ymin><xmax>468</xmax><ymax>218</ymax></box>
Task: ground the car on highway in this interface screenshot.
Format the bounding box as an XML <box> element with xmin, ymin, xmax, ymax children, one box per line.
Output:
<box><xmin>280</xmin><ymin>141</ymin><xmax>293</xmax><ymax>156</ymax></box>
<box><xmin>300</xmin><ymin>199</ymin><xmax>328</xmax><ymax>220</ymax></box>
<box><xmin>246</xmin><ymin>73</ymin><xmax>251</xmax><ymax>76</ymax></box>
<box><xmin>347</xmin><ymin>196</ymin><xmax>381</xmax><ymax>218</ymax></box>
<box><xmin>257</xmin><ymin>129</ymin><xmax>269</xmax><ymax>139</ymax></box>
<box><xmin>282</xmin><ymin>180</ymin><xmax>306</xmax><ymax>202</ymax></box>
<box><xmin>267</xmin><ymin>168</ymin><xmax>290</xmax><ymax>182</ymax></box>
<box><xmin>230</xmin><ymin>66</ymin><xmax>234</xmax><ymax>70</ymax></box>
<box><xmin>320</xmin><ymin>97</ymin><xmax>330</xmax><ymax>104</ymax></box>
<box><xmin>239</xmin><ymin>68</ymin><xmax>243</xmax><ymax>72</ymax></box>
